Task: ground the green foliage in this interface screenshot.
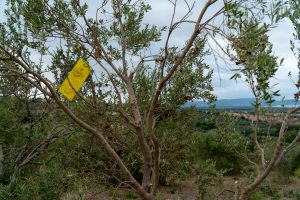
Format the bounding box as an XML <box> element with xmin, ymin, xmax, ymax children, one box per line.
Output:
<box><xmin>295</xmin><ymin>166</ymin><xmax>300</xmax><ymax>179</ymax></box>
<box><xmin>283</xmin><ymin>189</ymin><xmax>300</xmax><ymax>199</ymax></box>
<box><xmin>196</xmin><ymin>121</ymin><xmax>216</xmax><ymax>131</ymax></box>
<box><xmin>133</xmin><ymin>37</ymin><xmax>215</xmax><ymax>114</ymax></box>
<box><xmin>2</xmin><ymin>0</ymin><xmax>299</xmax><ymax>199</ymax></box>
<box><xmin>0</xmin><ymin>4</ymin><xmax>215</xmax><ymax>191</ymax></box>
<box><xmin>288</xmin><ymin>0</ymin><xmax>300</xmax><ymax>78</ymax></box>
<box><xmin>0</xmin><ymin>97</ymin><xmax>24</xmax><ymax>141</ymax></box>
<box><xmin>157</xmin><ymin>108</ymin><xmax>200</xmax><ymax>185</ymax></box>
<box><xmin>250</xmin><ymin>192</ymin><xmax>264</xmax><ymax>200</ymax></box>
<box><xmin>253</xmin><ymin>179</ymin><xmax>300</xmax><ymax>199</ymax></box>
<box><xmin>229</xmin><ymin>19</ymin><xmax>279</xmax><ymax>104</ymax></box>
<box><xmin>288</xmin><ymin>0</ymin><xmax>300</xmax><ymax>94</ymax></box>
<box><xmin>274</xmin><ymin>144</ymin><xmax>300</xmax><ymax>175</ymax></box>
<box><xmin>0</xmin><ymin>165</ymin><xmax>70</xmax><ymax>200</ymax></box>
<box><xmin>225</xmin><ymin>1</ymin><xmax>288</xmax><ymax>106</ymax></box>
<box><xmin>125</xmin><ymin>190</ymin><xmax>138</xmax><ymax>199</ymax></box>
<box><xmin>194</xmin><ymin>159</ymin><xmax>224</xmax><ymax>200</ymax></box>
<box><xmin>195</xmin><ymin>111</ymin><xmax>216</xmax><ymax>131</ymax></box>
<box><xmin>195</xmin><ymin>130</ymin><xmax>244</xmax><ymax>174</ymax></box>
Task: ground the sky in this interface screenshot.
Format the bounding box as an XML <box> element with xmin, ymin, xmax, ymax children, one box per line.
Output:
<box><xmin>0</xmin><ymin>0</ymin><xmax>298</xmax><ymax>100</ymax></box>
<box><xmin>142</xmin><ymin>0</ymin><xmax>299</xmax><ymax>100</ymax></box>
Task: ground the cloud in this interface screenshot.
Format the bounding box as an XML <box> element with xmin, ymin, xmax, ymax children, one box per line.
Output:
<box><xmin>143</xmin><ymin>1</ymin><xmax>299</xmax><ymax>99</ymax></box>
<box><xmin>0</xmin><ymin>2</ymin><xmax>5</xmax><ymax>22</ymax></box>
<box><xmin>0</xmin><ymin>0</ymin><xmax>298</xmax><ymax>100</ymax></box>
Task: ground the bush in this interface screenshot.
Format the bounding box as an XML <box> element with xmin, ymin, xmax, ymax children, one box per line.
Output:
<box><xmin>274</xmin><ymin>145</ymin><xmax>300</xmax><ymax>176</ymax></box>
<box><xmin>196</xmin><ymin>121</ymin><xmax>216</xmax><ymax>131</ymax></box>
<box><xmin>194</xmin><ymin>131</ymin><xmax>244</xmax><ymax>174</ymax></box>
<box><xmin>194</xmin><ymin>159</ymin><xmax>224</xmax><ymax>200</ymax></box>
<box><xmin>250</xmin><ymin>192</ymin><xmax>264</xmax><ymax>200</ymax></box>
<box><xmin>0</xmin><ymin>165</ymin><xmax>70</xmax><ymax>200</ymax></box>
<box><xmin>157</xmin><ymin>108</ymin><xmax>200</xmax><ymax>185</ymax></box>
<box><xmin>295</xmin><ymin>166</ymin><xmax>300</xmax><ymax>179</ymax></box>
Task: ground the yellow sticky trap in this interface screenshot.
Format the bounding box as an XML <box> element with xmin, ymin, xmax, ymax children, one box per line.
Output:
<box><xmin>58</xmin><ymin>58</ymin><xmax>90</xmax><ymax>101</ymax></box>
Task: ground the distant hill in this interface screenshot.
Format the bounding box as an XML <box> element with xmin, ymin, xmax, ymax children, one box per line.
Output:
<box><xmin>183</xmin><ymin>98</ymin><xmax>299</xmax><ymax>109</ymax></box>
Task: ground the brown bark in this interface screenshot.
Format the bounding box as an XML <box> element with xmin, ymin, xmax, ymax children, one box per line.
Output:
<box><xmin>239</xmin><ymin>106</ymin><xmax>300</xmax><ymax>200</ymax></box>
<box><xmin>0</xmin><ymin>0</ymin><xmax>226</xmax><ymax>199</ymax></box>
<box><xmin>146</xmin><ymin>0</ymin><xmax>220</xmax><ymax>194</ymax></box>
<box><xmin>239</xmin><ymin>189</ymin><xmax>252</xmax><ymax>200</ymax></box>
<box><xmin>0</xmin><ymin>50</ymin><xmax>150</xmax><ymax>199</ymax></box>
<box><xmin>126</xmin><ymin>81</ymin><xmax>153</xmax><ymax>191</ymax></box>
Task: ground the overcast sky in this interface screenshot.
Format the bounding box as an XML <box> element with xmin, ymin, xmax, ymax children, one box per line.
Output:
<box><xmin>142</xmin><ymin>0</ymin><xmax>298</xmax><ymax>100</ymax></box>
<box><xmin>0</xmin><ymin>0</ymin><xmax>298</xmax><ymax>100</ymax></box>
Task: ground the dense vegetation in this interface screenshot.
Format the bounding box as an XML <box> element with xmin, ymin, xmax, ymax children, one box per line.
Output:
<box><xmin>1</xmin><ymin>96</ymin><xmax>300</xmax><ymax>199</ymax></box>
<box><xmin>1</xmin><ymin>0</ymin><xmax>300</xmax><ymax>199</ymax></box>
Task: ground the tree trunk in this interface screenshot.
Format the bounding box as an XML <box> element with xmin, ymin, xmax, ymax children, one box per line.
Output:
<box><xmin>239</xmin><ymin>188</ymin><xmax>252</xmax><ymax>200</ymax></box>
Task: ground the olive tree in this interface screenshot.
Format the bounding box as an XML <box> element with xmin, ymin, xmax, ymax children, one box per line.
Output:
<box><xmin>0</xmin><ymin>0</ymin><xmax>230</xmax><ymax>199</ymax></box>
<box><xmin>220</xmin><ymin>1</ymin><xmax>300</xmax><ymax>199</ymax></box>
<box><xmin>1</xmin><ymin>0</ymin><xmax>293</xmax><ymax>199</ymax></box>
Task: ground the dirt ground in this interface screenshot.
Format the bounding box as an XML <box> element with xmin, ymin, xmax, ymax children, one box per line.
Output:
<box><xmin>62</xmin><ymin>175</ymin><xmax>300</xmax><ymax>200</ymax></box>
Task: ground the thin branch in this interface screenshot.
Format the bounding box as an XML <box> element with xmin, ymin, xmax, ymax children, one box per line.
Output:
<box><xmin>0</xmin><ymin>46</ymin><xmax>148</xmax><ymax>198</ymax></box>
<box><xmin>115</xmin><ymin>2</ymin><xmax>128</xmax><ymax>74</ymax></box>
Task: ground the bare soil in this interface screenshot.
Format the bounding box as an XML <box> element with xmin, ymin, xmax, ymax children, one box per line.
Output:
<box><xmin>62</xmin><ymin>175</ymin><xmax>300</xmax><ymax>200</ymax></box>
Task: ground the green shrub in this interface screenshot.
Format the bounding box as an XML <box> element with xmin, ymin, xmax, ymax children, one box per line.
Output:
<box><xmin>0</xmin><ymin>165</ymin><xmax>70</xmax><ymax>200</ymax></box>
<box><xmin>156</xmin><ymin>108</ymin><xmax>200</xmax><ymax>185</ymax></box>
<box><xmin>125</xmin><ymin>190</ymin><xmax>138</xmax><ymax>199</ymax></box>
<box><xmin>250</xmin><ymin>192</ymin><xmax>264</xmax><ymax>200</ymax></box>
<box><xmin>274</xmin><ymin>145</ymin><xmax>300</xmax><ymax>176</ymax></box>
<box><xmin>195</xmin><ymin>131</ymin><xmax>244</xmax><ymax>174</ymax></box>
<box><xmin>196</xmin><ymin>121</ymin><xmax>216</xmax><ymax>131</ymax></box>
<box><xmin>194</xmin><ymin>159</ymin><xmax>224</xmax><ymax>200</ymax></box>
<box><xmin>295</xmin><ymin>166</ymin><xmax>300</xmax><ymax>179</ymax></box>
